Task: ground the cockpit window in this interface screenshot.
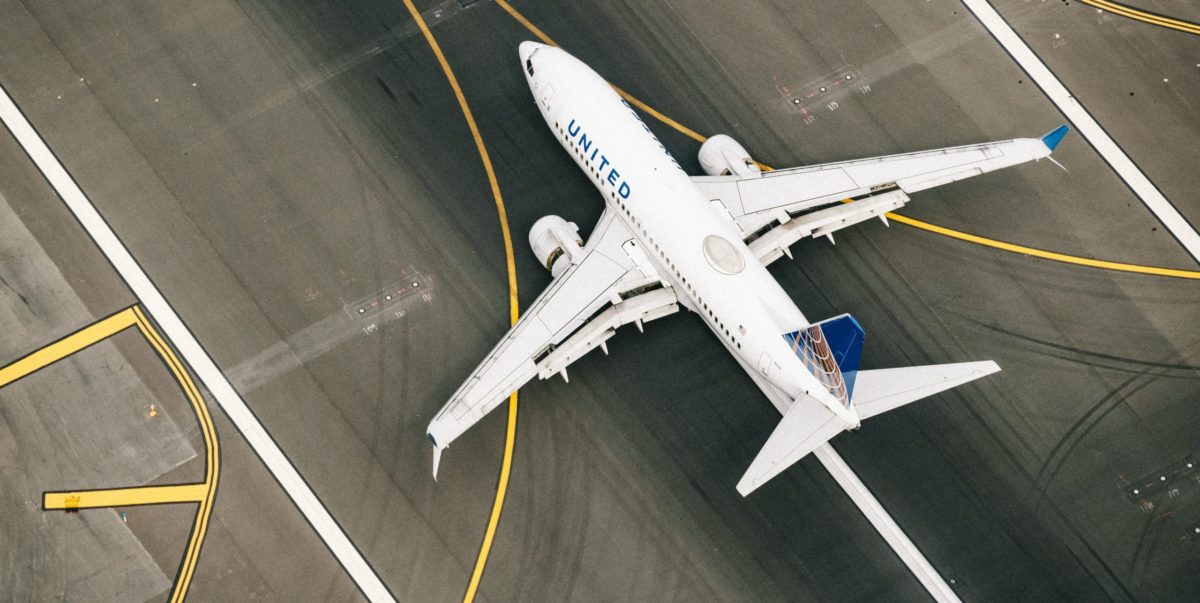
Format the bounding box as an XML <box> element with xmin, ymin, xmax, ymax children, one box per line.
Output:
<box><xmin>525</xmin><ymin>59</ymin><xmax>534</xmax><ymax>76</ymax></box>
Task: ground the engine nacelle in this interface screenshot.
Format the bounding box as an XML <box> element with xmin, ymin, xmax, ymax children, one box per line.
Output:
<box><xmin>529</xmin><ymin>215</ymin><xmax>583</xmax><ymax>278</ymax></box>
<box><xmin>698</xmin><ymin>134</ymin><xmax>762</xmax><ymax>177</ymax></box>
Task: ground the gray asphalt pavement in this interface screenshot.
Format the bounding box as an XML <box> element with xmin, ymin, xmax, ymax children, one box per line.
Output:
<box><xmin>0</xmin><ymin>0</ymin><xmax>1196</xmax><ymax>601</ymax></box>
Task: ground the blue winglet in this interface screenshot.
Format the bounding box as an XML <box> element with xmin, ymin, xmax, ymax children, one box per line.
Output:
<box><xmin>1041</xmin><ymin>124</ymin><xmax>1069</xmax><ymax>151</ymax></box>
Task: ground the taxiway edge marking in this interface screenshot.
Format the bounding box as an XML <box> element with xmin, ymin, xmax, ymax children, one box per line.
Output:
<box><xmin>44</xmin><ymin>484</ymin><xmax>208</xmax><ymax>509</ymax></box>
<box><xmin>399</xmin><ymin>2</ymin><xmax>522</xmax><ymax>602</ymax></box>
<box><xmin>0</xmin><ymin>307</ymin><xmax>137</xmax><ymax>387</ymax></box>
<box><xmin>962</xmin><ymin>0</ymin><xmax>1200</xmax><ymax>264</ymax></box>
<box><xmin>815</xmin><ymin>445</ymin><xmax>961</xmax><ymax>602</ymax></box>
<box><xmin>0</xmin><ymin>84</ymin><xmax>394</xmax><ymax>601</ymax></box>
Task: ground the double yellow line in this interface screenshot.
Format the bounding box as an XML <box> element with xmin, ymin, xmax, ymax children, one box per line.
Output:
<box><xmin>1080</xmin><ymin>0</ymin><xmax>1200</xmax><ymax>36</ymax></box>
<box><xmin>1</xmin><ymin>306</ymin><xmax>219</xmax><ymax>602</ymax></box>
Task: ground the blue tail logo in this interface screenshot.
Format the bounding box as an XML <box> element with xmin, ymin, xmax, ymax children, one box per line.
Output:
<box><xmin>783</xmin><ymin>314</ymin><xmax>865</xmax><ymax>407</ymax></box>
<box><xmin>818</xmin><ymin>315</ymin><xmax>865</xmax><ymax>399</ymax></box>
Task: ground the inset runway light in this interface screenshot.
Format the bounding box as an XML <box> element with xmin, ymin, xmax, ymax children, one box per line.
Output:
<box><xmin>792</xmin><ymin>98</ymin><xmax>801</xmax><ymax>105</ymax></box>
<box><xmin>1189</xmin><ymin>463</ymin><xmax>1194</xmax><ymax>468</ymax></box>
<box><xmin>845</xmin><ymin>74</ymin><xmax>853</xmax><ymax>80</ymax></box>
<box><xmin>1160</xmin><ymin>476</ymin><xmax>1167</xmax><ymax>481</ymax></box>
<box><xmin>1133</xmin><ymin>489</ymin><xmax>1140</xmax><ymax>494</ymax></box>
<box><xmin>154</xmin><ymin>98</ymin><xmax>160</xmax><ymax>103</ymax></box>
<box><xmin>819</xmin><ymin>86</ymin><xmax>827</xmax><ymax>92</ymax></box>
<box><xmin>192</xmin><ymin>82</ymin><xmax>198</xmax><ymax>87</ymax></box>
<box><xmin>358</xmin><ymin>308</ymin><xmax>366</xmax><ymax>314</ymax></box>
<box><xmin>412</xmin><ymin>281</ymin><xmax>419</xmax><ymax>287</ymax></box>
<box><xmin>385</xmin><ymin>295</ymin><xmax>392</xmax><ymax>301</ymax></box>
<box><xmin>1163</xmin><ymin>78</ymin><xmax>1169</xmax><ymax>83</ymax></box>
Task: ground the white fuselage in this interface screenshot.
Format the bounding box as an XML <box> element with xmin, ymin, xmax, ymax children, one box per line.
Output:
<box><xmin>520</xmin><ymin>43</ymin><xmax>850</xmax><ymax>420</ymax></box>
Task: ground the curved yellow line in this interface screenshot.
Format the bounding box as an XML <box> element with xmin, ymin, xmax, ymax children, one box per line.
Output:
<box><xmin>1080</xmin><ymin>0</ymin><xmax>1200</xmax><ymax>35</ymax></box>
<box><xmin>400</xmin><ymin>2</ymin><xmax>522</xmax><ymax>602</ymax></box>
<box><xmin>1</xmin><ymin>305</ymin><xmax>220</xmax><ymax>602</ymax></box>
<box><xmin>495</xmin><ymin>0</ymin><xmax>1200</xmax><ymax>280</ymax></box>
<box><xmin>133</xmin><ymin>306</ymin><xmax>219</xmax><ymax>603</ymax></box>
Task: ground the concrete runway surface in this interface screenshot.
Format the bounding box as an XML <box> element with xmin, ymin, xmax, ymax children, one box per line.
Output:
<box><xmin>0</xmin><ymin>0</ymin><xmax>1197</xmax><ymax>600</ymax></box>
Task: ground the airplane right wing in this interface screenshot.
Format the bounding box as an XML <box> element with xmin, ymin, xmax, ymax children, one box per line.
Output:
<box><xmin>427</xmin><ymin>209</ymin><xmax>678</xmax><ymax>476</ymax></box>
<box><xmin>693</xmin><ymin>126</ymin><xmax>1069</xmax><ymax>265</ymax></box>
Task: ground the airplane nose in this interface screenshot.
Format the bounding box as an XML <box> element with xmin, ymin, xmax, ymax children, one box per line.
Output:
<box><xmin>519</xmin><ymin>41</ymin><xmax>545</xmax><ymax>62</ymax></box>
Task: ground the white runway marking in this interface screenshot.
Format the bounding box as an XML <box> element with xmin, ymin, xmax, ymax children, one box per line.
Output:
<box><xmin>816</xmin><ymin>445</ymin><xmax>962</xmax><ymax>602</ymax></box>
<box><xmin>962</xmin><ymin>0</ymin><xmax>1200</xmax><ymax>264</ymax></box>
<box><xmin>0</xmin><ymin>85</ymin><xmax>395</xmax><ymax>602</ymax></box>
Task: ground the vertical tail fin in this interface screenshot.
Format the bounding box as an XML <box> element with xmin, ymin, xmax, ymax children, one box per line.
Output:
<box><xmin>743</xmin><ymin>316</ymin><xmax>999</xmax><ymax>496</ymax></box>
<box><xmin>782</xmin><ymin>314</ymin><xmax>865</xmax><ymax>409</ymax></box>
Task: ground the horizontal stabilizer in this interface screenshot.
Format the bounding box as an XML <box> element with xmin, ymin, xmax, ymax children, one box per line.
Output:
<box><xmin>852</xmin><ymin>361</ymin><xmax>1000</xmax><ymax>420</ymax></box>
<box><xmin>737</xmin><ymin>395</ymin><xmax>850</xmax><ymax>496</ymax></box>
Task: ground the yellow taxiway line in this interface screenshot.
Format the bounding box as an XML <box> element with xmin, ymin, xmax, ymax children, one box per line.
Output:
<box><xmin>132</xmin><ymin>305</ymin><xmax>219</xmax><ymax>603</ymax></box>
<box><xmin>0</xmin><ymin>305</ymin><xmax>219</xmax><ymax>602</ymax></box>
<box><xmin>399</xmin><ymin>2</ymin><xmax>522</xmax><ymax>602</ymax></box>
<box><xmin>413</xmin><ymin>0</ymin><xmax>1200</xmax><ymax>599</ymax></box>
<box><xmin>45</xmin><ymin>484</ymin><xmax>208</xmax><ymax>510</ymax></box>
<box><xmin>1080</xmin><ymin>0</ymin><xmax>1200</xmax><ymax>35</ymax></box>
<box><xmin>0</xmin><ymin>307</ymin><xmax>138</xmax><ymax>388</ymax></box>
<box><xmin>494</xmin><ymin>0</ymin><xmax>1200</xmax><ymax>281</ymax></box>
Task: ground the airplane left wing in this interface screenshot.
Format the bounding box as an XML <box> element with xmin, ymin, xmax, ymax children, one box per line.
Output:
<box><xmin>427</xmin><ymin>210</ymin><xmax>677</xmax><ymax>475</ymax></box>
<box><xmin>693</xmin><ymin>126</ymin><xmax>1069</xmax><ymax>265</ymax></box>
<box><xmin>737</xmin><ymin>393</ymin><xmax>850</xmax><ymax>496</ymax></box>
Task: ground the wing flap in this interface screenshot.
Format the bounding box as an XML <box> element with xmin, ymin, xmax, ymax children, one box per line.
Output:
<box><xmin>748</xmin><ymin>190</ymin><xmax>909</xmax><ymax>265</ymax></box>
<box><xmin>692</xmin><ymin>129</ymin><xmax>1065</xmax><ymax>239</ymax></box>
<box><xmin>427</xmin><ymin>210</ymin><xmax>676</xmax><ymax>470</ymax></box>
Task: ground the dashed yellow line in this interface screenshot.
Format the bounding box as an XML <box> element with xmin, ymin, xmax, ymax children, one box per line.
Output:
<box><xmin>0</xmin><ymin>305</ymin><xmax>219</xmax><ymax>602</ymax></box>
<box><xmin>1080</xmin><ymin>0</ymin><xmax>1200</xmax><ymax>35</ymax></box>
<box><xmin>399</xmin><ymin>2</ymin><xmax>521</xmax><ymax>602</ymax></box>
<box><xmin>494</xmin><ymin>0</ymin><xmax>1200</xmax><ymax>281</ymax></box>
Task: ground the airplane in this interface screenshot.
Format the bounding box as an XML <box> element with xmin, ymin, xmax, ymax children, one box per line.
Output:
<box><xmin>427</xmin><ymin>41</ymin><xmax>1069</xmax><ymax>496</ymax></box>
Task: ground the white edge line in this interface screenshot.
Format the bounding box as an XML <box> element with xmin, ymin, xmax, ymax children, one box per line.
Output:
<box><xmin>961</xmin><ymin>0</ymin><xmax>1200</xmax><ymax>264</ymax></box>
<box><xmin>814</xmin><ymin>445</ymin><xmax>962</xmax><ymax>603</ymax></box>
<box><xmin>0</xmin><ymin>85</ymin><xmax>396</xmax><ymax>602</ymax></box>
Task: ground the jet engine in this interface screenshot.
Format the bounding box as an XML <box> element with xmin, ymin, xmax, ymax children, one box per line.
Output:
<box><xmin>698</xmin><ymin>134</ymin><xmax>762</xmax><ymax>177</ymax></box>
<box><xmin>529</xmin><ymin>215</ymin><xmax>583</xmax><ymax>278</ymax></box>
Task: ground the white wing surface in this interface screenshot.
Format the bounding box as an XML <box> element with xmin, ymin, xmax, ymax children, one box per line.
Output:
<box><xmin>694</xmin><ymin>127</ymin><xmax>1068</xmax><ymax>264</ymax></box>
<box><xmin>427</xmin><ymin>210</ymin><xmax>677</xmax><ymax>472</ymax></box>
